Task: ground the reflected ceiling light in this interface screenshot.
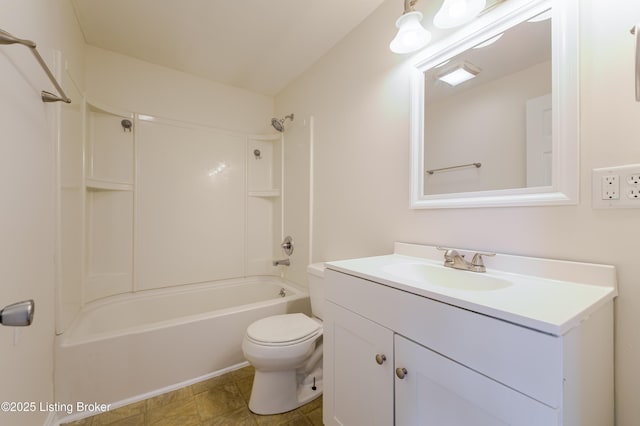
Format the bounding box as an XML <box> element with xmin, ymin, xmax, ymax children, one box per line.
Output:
<box><xmin>472</xmin><ymin>32</ymin><xmax>503</xmax><ymax>49</ymax></box>
<box><xmin>389</xmin><ymin>0</ymin><xmax>431</xmax><ymax>54</ymax></box>
<box><xmin>434</xmin><ymin>0</ymin><xmax>487</xmax><ymax>29</ymax></box>
<box><xmin>437</xmin><ymin>62</ymin><xmax>480</xmax><ymax>86</ymax></box>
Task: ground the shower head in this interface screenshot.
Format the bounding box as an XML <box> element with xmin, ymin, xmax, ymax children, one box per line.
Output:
<box><xmin>271</xmin><ymin>118</ymin><xmax>285</xmax><ymax>132</ymax></box>
<box><xmin>271</xmin><ymin>114</ymin><xmax>295</xmax><ymax>132</ymax></box>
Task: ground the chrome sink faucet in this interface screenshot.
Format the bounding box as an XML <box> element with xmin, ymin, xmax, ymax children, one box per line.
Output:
<box><xmin>437</xmin><ymin>247</ymin><xmax>495</xmax><ymax>273</ymax></box>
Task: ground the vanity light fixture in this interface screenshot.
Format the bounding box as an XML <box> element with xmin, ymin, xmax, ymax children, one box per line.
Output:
<box><xmin>437</xmin><ymin>62</ymin><xmax>480</xmax><ymax>86</ymax></box>
<box><xmin>390</xmin><ymin>0</ymin><xmax>432</xmax><ymax>54</ymax></box>
<box><xmin>433</xmin><ymin>0</ymin><xmax>487</xmax><ymax>29</ymax></box>
<box><xmin>390</xmin><ymin>0</ymin><xmax>496</xmax><ymax>54</ymax></box>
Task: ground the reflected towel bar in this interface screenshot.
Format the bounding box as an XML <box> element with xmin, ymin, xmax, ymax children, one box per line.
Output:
<box><xmin>426</xmin><ymin>162</ymin><xmax>482</xmax><ymax>175</ymax></box>
<box><xmin>0</xmin><ymin>28</ymin><xmax>71</xmax><ymax>103</ymax></box>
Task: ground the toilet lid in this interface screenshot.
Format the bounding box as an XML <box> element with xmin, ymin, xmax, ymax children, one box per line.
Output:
<box><xmin>247</xmin><ymin>313</ymin><xmax>321</xmax><ymax>345</ymax></box>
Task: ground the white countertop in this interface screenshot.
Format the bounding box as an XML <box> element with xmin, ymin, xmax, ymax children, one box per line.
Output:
<box><xmin>326</xmin><ymin>243</ymin><xmax>617</xmax><ymax>336</ymax></box>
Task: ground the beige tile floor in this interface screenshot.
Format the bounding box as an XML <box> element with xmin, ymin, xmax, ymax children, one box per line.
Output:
<box><xmin>62</xmin><ymin>365</ymin><xmax>322</xmax><ymax>426</ymax></box>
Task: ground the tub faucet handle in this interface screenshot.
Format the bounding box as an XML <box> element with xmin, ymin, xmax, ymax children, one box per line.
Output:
<box><xmin>280</xmin><ymin>236</ymin><xmax>294</xmax><ymax>256</ymax></box>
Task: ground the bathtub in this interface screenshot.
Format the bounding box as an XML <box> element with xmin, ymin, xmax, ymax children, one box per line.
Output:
<box><xmin>55</xmin><ymin>276</ymin><xmax>309</xmax><ymax>408</ymax></box>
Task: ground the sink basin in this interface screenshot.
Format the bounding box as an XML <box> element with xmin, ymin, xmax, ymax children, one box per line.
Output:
<box><xmin>382</xmin><ymin>263</ymin><xmax>512</xmax><ymax>291</ymax></box>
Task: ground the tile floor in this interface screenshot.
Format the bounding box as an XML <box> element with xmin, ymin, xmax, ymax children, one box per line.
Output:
<box><xmin>62</xmin><ymin>365</ymin><xmax>323</xmax><ymax>426</ymax></box>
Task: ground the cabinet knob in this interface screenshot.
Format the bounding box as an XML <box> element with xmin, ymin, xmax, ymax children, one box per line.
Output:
<box><xmin>375</xmin><ymin>354</ymin><xmax>387</xmax><ymax>365</ymax></box>
<box><xmin>395</xmin><ymin>367</ymin><xmax>408</xmax><ymax>379</ymax></box>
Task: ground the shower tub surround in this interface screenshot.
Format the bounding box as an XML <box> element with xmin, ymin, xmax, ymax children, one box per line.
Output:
<box><xmin>55</xmin><ymin>100</ymin><xmax>301</xmax><ymax>422</ymax></box>
<box><xmin>55</xmin><ymin>277</ymin><xmax>309</xmax><ymax>416</ymax></box>
<box><xmin>60</xmin><ymin>102</ymin><xmax>285</xmax><ymax>331</ymax></box>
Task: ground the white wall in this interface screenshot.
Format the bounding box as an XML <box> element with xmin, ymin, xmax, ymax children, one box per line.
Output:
<box><xmin>85</xmin><ymin>46</ymin><xmax>274</xmax><ymax>134</ymax></box>
<box><xmin>0</xmin><ymin>1</ymin><xmax>85</xmax><ymax>425</ymax></box>
<box><xmin>276</xmin><ymin>0</ymin><xmax>640</xmax><ymax>424</ymax></box>
<box><xmin>425</xmin><ymin>61</ymin><xmax>551</xmax><ymax>194</ymax></box>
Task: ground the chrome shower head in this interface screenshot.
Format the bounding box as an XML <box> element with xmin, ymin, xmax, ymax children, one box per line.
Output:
<box><xmin>271</xmin><ymin>114</ymin><xmax>294</xmax><ymax>132</ymax></box>
<box><xmin>271</xmin><ymin>118</ymin><xmax>285</xmax><ymax>132</ymax></box>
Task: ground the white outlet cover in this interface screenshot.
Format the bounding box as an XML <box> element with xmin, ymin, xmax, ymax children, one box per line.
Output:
<box><xmin>593</xmin><ymin>164</ymin><xmax>640</xmax><ymax>209</ymax></box>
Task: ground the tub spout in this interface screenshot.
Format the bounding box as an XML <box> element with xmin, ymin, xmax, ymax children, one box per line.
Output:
<box><xmin>273</xmin><ymin>259</ymin><xmax>290</xmax><ymax>267</ymax></box>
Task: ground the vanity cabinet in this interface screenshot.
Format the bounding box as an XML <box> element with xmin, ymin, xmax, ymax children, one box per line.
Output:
<box><xmin>394</xmin><ymin>334</ymin><xmax>555</xmax><ymax>426</ymax></box>
<box><xmin>323</xmin><ymin>267</ymin><xmax>614</xmax><ymax>426</ymax></box>
<box><xmin>324</xmin><ymin>301</ymin><xmax>394</xmax><ymax>425</ymax></box>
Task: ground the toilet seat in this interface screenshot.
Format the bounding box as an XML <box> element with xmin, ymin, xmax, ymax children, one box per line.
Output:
<box><xmin>246</xmin><ymin>313</ymin><xmax>322</xmax><ymax>347</ymax></box>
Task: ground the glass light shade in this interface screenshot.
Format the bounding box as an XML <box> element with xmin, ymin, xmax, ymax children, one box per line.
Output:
<box><xmin>390</xmin><ymin>11</ymin><xmax>431</xmax><ymax>54</ymax></box>
<box><xmin>433</xmin><ymin>0</ymin><xmax>487</xmax><ymax>29</ymax></box>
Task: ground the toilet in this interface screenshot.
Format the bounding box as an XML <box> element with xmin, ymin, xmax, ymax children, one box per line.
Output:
<box><xmin>242</xmin><ymin>263</ymin><xmax>325</xmax><ymax>415</ymax></box>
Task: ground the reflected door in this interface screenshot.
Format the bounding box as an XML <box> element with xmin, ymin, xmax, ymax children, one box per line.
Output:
<box><xmin>526</xmin><ymin>93</ymin><xmax>552</xmax><ymax>187</ymax></box>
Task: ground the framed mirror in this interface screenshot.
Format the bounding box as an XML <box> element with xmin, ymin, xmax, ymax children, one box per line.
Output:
<box><xmin>410</xmin><ymin>0</ymin><xmax>578</xmax><ymax>209</ymax></box>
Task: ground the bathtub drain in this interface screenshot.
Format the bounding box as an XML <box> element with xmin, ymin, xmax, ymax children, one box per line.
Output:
<box><xmin>279</xmin><ymin>288</ymin><xmax>286</xmax><ymax>297</ymax></box>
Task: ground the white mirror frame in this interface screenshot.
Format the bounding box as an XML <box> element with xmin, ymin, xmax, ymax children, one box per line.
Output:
<box><xmin>410</xmin><ymin>0</ymin><xmax>578</xmax><ymax>209</ymax></box>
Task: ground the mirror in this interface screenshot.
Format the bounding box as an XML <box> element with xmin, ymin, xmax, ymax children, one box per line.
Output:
<box><xmin>410</xmin><ymin>0</ymin><xmax>579</xmax><ymax>208</ymax></box>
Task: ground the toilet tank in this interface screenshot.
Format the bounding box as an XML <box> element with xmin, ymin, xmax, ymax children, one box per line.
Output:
<box><xmin>307</xmin><ymin>263</ymin><xmax>325</xmax><ymax>320</ymax></box>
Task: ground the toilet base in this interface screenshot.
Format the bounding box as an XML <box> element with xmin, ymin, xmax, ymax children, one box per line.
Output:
<box><xmin>248</xmin><ymin>368</ymin><xmax>323</xmax><ymax>415</ymax></box>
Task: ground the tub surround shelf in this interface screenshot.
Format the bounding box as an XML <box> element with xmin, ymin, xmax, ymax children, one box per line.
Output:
<box><xmin>248</xmin><ymin>189</ymin><xmax>280</xmax><ymax>198</ymax></box>
<box><xmin>86</xmin><ymin>178</ymin><xmax>134</xmax><ymax>191</ymax></box>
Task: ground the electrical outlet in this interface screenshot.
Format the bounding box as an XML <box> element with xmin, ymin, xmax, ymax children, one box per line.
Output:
<box><xmin>628</xmin><ymin>174</ymin><xmax>640</xmax><ymax>185</ymax></box>
<box><xmin>601</xmin><ymin>175</ymin><xmax>619</xmax><ymax>200</ymax></box>
<box><xmin>593</xmin><ymin>164</ymin><xmax>640</xmax><ymax>209</ymax></box>
<box><xmin>628</xmin><ymin>188</ymin><xmax>640</xmax><ymax>199</ymax></box>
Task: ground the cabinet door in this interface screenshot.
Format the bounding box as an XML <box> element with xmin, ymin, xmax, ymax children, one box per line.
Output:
<box><xmin>324</xmin><ymin>301</ymin><xmax>394</xmax><ymax>426</ymax></box>
<box><xmin>394</xmin><ymin>335</ymin><xmax>558</xmax><ymax>426</ymax></box>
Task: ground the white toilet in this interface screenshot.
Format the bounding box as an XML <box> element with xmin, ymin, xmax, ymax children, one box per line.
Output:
<box><xmin>242</xmin><ymin>263</ymin><xmax>325</xmax><ymax>415</ymax></box>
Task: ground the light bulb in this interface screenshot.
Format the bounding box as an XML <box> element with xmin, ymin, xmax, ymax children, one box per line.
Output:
<box><xmin>433</xmin><ymin>0</ymin><xmax>486</xmax><ymax>29</ymax></box>
<box><xmin>390</xmin><ymin>11</ymin><xmax>431</xmax><ymax>54</ymax></box>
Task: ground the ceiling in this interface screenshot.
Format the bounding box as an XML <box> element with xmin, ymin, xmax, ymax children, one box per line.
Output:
<box><xmin>71</xmin><ymin>0</ymin><xmax>386</xmax><ymax>96</ymax></box>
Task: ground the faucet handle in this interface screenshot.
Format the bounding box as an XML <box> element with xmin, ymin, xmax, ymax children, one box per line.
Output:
<box><xmin>470</xmin><ymin>252</ymin><xmax>495</xmax><ymax>272</ymax></box>
<box><xmin>436</xmin><ymin>246</ymin><xmax>464</xmax><ymax>263</ymax></box>
<box><xmin>436</xmin><ymin>246</ymin><xmax>463</xmax><ymax>258</ymax></box>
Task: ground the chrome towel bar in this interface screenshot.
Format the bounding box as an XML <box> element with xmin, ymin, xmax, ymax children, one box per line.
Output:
<box><xmin>426</xmin><ymin>162</ymin><xmax>481</xmax><ymax>175</ymax></box>
<box><xmin>0</xmin><ymin>28</ymin><xmax>71</xmax><ymax>103</ymax></box>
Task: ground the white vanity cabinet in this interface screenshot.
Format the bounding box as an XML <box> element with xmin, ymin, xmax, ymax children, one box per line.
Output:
<box><xmin>323</xmin><ymin>252</ymin><xmax>615</xmax><ymax>426</ymax></box>
<box><xmin>324</xmin><ymin>301</ymin><xmax>394</xmax><ymax>425</ymax></box>
<box><xmin>393</xmin><ymin>334</ymin><xmax>556</xmax><ymax>426</ymax></box>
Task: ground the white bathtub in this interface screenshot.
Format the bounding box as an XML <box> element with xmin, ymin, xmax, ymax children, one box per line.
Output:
<box><xmin>55</xmin><ymin>276</ymin><xmax>309</xmax><ymax>407</ymax></box>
